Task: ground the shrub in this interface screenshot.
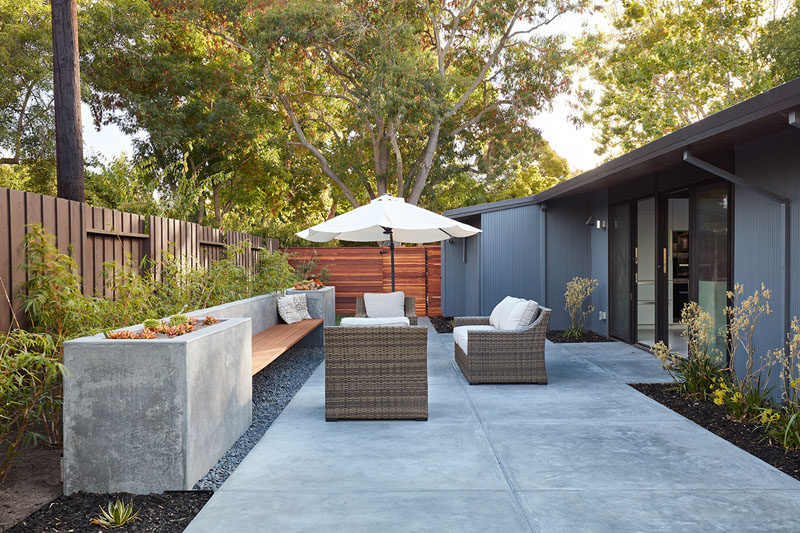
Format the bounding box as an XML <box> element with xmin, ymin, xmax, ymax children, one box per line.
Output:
<box><xmin>763</xmin><ymin>317</ymin><xmax>800</xmax><ymax>448</ymax></box>
<box><xmin>142</xmin><ymin>318</ymin><xmax>163</xmax><ymax>330</ymax></box>
<box><xmin>652</xmin><ymin>302</ymin><xmax>723</xmax><ymax>399</ymax></box>
<box><xmin>0</xmin><ymin>330</ymin><xmax>64</xmax><ymax>481</ymax></box>
<box><xmin>563</xmin><ymin>277</ymin><xmax>598</xmax><ymax>338</ymax></box>
<box><xmin>20</xmin><ymin>226</ymin><xmax>103</xmax><ymax>339</ymax></box>
<box><xmin>91</xmin><ymin>498</ymin><xmax>139</xmax><ymax>528</ymax></box>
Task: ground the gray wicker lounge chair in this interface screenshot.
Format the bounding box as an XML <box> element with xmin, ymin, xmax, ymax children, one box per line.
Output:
<box><xmin>454</xmin><ymin>306</ymin><xmax>551</xmax><ymax>384</ymax></box>
<box><xmin>355</xmin><ymin>295</ymin><xmax>418</xmax><ymax>325</ymax></box>
<box><xmin>324</xmin><ymin>325</ymin><xmax>428</xmax><ymax>420</ymax></box>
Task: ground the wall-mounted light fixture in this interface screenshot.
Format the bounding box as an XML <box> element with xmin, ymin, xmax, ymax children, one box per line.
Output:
<box><xmin>595</xmin><ymin>219</ymin><xmax>607</xmax><ymax>230</ymax></box>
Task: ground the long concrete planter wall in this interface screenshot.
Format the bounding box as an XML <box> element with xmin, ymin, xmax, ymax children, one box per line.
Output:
<box><xmin>63</xmin><ymin>287</ymin><xmax>335</xmax><ymax>494</ymax></box>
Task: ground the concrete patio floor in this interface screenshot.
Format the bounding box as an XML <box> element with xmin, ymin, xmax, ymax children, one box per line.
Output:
<box><xmin>185</xmin><ymin>319</ymin><xmax>800</xmax><ymax>532</ymax></box>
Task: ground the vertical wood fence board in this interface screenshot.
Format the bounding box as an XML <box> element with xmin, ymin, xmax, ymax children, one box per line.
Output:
<box><xmin>0</xmin><ymin>187</ymin><xmax>274</xmax><ymax>330</ymax></box>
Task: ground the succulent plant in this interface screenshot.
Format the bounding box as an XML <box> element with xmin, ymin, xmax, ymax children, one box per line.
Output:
<box><xmin>143</xmin><ymin>318</ymin><xmax>162</xmax><ymax>330</ymax></box>
<box><xmin>169</xmin><ymin>313</ymin><xmax>189</xmax><ymax>326</ymax></box>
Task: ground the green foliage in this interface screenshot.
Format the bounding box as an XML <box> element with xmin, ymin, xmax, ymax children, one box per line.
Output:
<box><xmin>253</xmin><ymin>250</ymin><xmax>301</xmax><ymax>295</ymax></box>
<box><xmin>763</xmin><ymin>405</ymin><xmax>800</xmax><ymax>449</ymax></box>
<box><xmin>155</xmin><ymin>0</ymin><xmax>584</xmax><ymax>208</ymax></box>
<box><xmin>91</xmin><ymin>498</ymin><xmax>140</xmax><ymax>528</ymax></box>
<box><xmin>20</xmin><ymin>225</ymin><xmax>105</xmax><ymax>339</ymax></box>
<box><xmin>142</xmin><ymin>319</ymin><xmax>162</xmax><ymax>330</ymax></box>
<box><xmin>577</xmin><ymin>0</ymin><xmax>775</xmax><ymax>158</ymax></box>
<box><xmin>294</xmin><ymin>253</ymin><xmax>330</xmax><ymax>284</ymax></box>
<box><xmin>0</xmin><ymin>0</ymin><xmax>55</xmax><ymax>166</ymax></box>
<box><xmin>758</xmin><ymin>1</ymin><xmax>800</xmax><ymax>83</ymax></box>
<box><xmin>0</xmin><ymin>330</ymin><xmax>64</xmax><ymax>481</ymax></box>
<box><xmin>169</xmin><ymin>314</ymin><xmax>189</xmax><ymax>326</ymax></box>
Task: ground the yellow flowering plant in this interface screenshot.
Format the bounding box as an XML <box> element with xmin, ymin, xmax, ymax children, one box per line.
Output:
<box><xmin>563</xmin><ymin>277</ymin><xmax>598</xmax><ymax>339</ymax></box>
<box><xmin>651</xmin><ymin>302</ymin><xmax>723</xmax><ymax>399</ymax></box>
<box><xmin>762</xmin><ymin>317</ymin><xmax>800</xmax><ymax>448</ymax></box>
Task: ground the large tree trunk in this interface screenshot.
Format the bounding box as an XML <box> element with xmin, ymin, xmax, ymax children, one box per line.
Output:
<box><xmin>51</xmin><ymin>0</ymin><xmax>84</xmax><ymax>201</ymax></box>
<box><xmin>372</xmin><ymin>118</ymin><xmax>390</xmax><ymax>195</ymax></box>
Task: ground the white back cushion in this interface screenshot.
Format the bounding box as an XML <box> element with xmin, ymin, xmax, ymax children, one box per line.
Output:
<box><xmin>489</xmin><ymin>296</ymin><xmax>520</xmax><ymax>328</ymax></box>
<box><xmin>340</xmin><ymin>316</ymin><xmax>410</xmax><ymax>327</ymax></box>
<box><xmin>519</xmin><ymin>300</ymin><xmax>539</xmax><ymax>327</ymax></box>
<box><xmin>363</xmin><ymin>291</ymin><xmax>405</xmax><ymax>317</ymax></box>
<box><xmin>498</xmin><ymin>299</ymin><xmax>538</xmax><ymax>330</ymax></box>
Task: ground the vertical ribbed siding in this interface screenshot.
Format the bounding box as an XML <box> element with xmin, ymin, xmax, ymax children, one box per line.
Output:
<box><xmin>441</xmin><ymin>232</ymin><xmax>481</xmax><ymax>316</ymax></box>
<box><xmin>590</xmin><ymin>190</ymin><xmax>609</xmax><ymax>336</ymax></box>
<box><xmin>545</xmin><ymin>196</ymin><xmax>593</xmax><ymax>330</ymax></box>
<box><xmin>478</xmin><ymin>205</ymin><xmax>543</xmax><ymax>315</ymax></box>
<box><xmin>735</xmin><ymin>127</ymin><xmax>800</xmax><ymax>398</ymax></box>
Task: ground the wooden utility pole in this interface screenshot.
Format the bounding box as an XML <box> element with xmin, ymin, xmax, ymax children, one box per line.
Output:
<box><xmin>51</xmin><ymin>0</ymin><xmax>85</xmax><ymax>201</ymax></box>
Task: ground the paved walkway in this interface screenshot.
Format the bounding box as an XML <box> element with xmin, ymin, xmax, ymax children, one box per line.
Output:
<box><xmin>186</xmin><ymin>320</ymin><xmax>800</xmax><ymax>532</ymax></box>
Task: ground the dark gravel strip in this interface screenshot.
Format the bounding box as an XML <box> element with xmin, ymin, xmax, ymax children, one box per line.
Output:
<box><xmin>193</xmin><ymin>345</ymin><xmax>324</xmax><ymax>490</ymax></box>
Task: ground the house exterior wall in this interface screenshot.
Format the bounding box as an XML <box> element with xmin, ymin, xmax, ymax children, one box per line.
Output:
<box><xmin>734</xmin><ymin>127</ymin><xmax>800</xmax><ymax>395</ymax></box>
<box><xmin>589</xmin><ymin>190</ymin><xmax>610</xmax><ymax>336</ymax></box>
<box><xmin>441</xmin><ymin>231</ymin><xmax>481</xmax><ymax>317</ymax></box>
<box><xmin>478</xmin><ymin>205</ymin><xmax>544</xmax><ymax>315</ymax></box>
<box><xmin>544</xmin><ymin>195</ymin><xmax>593</xmax><ymax>330</ymax></box>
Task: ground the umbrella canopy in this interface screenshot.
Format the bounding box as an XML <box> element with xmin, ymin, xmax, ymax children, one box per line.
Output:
<box><xmin>296</xmin><ymin>194</ymin><xmax>480</xmax><ymax>244</ymax></box>
<box><xmin>296</xmin><ymin>194</ymin><xmax>481</xmax><ymax>291</ymax></box>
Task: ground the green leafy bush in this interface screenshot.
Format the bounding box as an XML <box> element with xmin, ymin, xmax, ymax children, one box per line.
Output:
<box><xmin>0</xmin><ymin>330</ymin><xmax>64</xmax><ymax>481</ymax></box>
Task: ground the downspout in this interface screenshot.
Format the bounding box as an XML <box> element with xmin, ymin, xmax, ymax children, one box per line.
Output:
<box><xmin>683</xmin><ymin>148</ymin><xmax>791</xmax><ymax>377</ymax></box>
<box><xmin>540</xmin><ymin>204</ymin><xmax>547</xmax><ymax>307</ymax></box>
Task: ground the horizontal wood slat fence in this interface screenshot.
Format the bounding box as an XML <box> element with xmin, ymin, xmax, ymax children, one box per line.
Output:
<box><xmin>284</xmin><ymin>246</ymin><xmax>442</xmax><ymax>317</ymax></box>
<box><xmin>0</xmin><ymin>186</ymin><xmax>277</xmax><ymax>330</ymax></box>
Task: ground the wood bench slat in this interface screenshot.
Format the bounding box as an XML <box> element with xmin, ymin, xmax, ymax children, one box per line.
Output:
<box><xmin>251</xmin><ymin>319</ymin><xmax>323</xmax><ymax>375</ymax></box>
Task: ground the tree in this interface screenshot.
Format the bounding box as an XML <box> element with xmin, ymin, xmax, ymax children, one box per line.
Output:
<box><xmin>154</xmin><ymin>0</ymin><xmax>585</xmax><ymax>208</ymax></box>
<box><xmin>51</xmin><ymin>0</ymin><xmax>85</xmax><ymax>201</ymax></box>
<box><xmin>759</xmin><ymin>1</ymin><xmax>800</xmax><ymax>83</ymax></box>
<box><xmin>0</xmin><ymin>0</ymin><xmax>55</xmax><ymax>167</ymax></box>
<box><xmin>577</xmin><ymin>0</ymin><xmax>776</xmax><ymax>158</ymax></box>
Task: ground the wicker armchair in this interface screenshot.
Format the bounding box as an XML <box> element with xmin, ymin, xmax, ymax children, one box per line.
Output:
<box><xmin>355</xmin><ymin>295</ymin><xmax>418</xmax><ymax>325</ymax></box>
<box><xmin>324</xmin><ymin>325</ymin><xmax>428</xmax><ymax>420</ymax></box>
<box><xmin>454</xmin><ymin>306</ymin><xmax>551</xmax><ymax>384</ymax></box>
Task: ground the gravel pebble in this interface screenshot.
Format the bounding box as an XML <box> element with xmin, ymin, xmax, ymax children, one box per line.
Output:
<box><xmin>193</xmin><ymin>346</ymin><xmax>323</xmax><ymax>490</ymax></box>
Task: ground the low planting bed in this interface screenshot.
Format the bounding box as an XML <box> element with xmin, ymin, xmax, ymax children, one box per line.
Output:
<box><xmin>633</xmin><ymin>383</ymin><xmax>800</xmax><ymax>481</ymax></box>
<box><xmin>546</xmin><ymin>330</ymin><xmax>610</xmax><ymax>343</ymax></box>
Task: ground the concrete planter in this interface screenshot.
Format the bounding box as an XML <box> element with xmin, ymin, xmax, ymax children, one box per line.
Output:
<box><xmin>63</xmin><ymin>317</ymin><xmax>252</xmax><ymax>494</ymax></box>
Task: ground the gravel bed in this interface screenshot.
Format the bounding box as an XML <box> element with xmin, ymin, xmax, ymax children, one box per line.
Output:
<box><xmin>193</xmin><ymin>345</ymin><xmax>324</xmax><ymax>490</ymax></box>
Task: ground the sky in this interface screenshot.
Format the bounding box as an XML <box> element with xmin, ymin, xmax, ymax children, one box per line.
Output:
<box><xmin>81</xmin><ymin>11</ymin><xmax>605</xmax><ymax>174</ymax></box>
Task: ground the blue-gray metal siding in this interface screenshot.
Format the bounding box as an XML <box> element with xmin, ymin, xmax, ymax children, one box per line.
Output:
<box><xmin>545</xmin><ymin>195</ymin><xmax>593</xmax><ymax>330</ymax></box>
<box><xmin>589</xmin><ymin>190</ymin><xmax>610</xmax><ymax>336</ymax></box>
<box><xmin>734</xmin><ymin>127</ymin><xmax>800</xmax><ymax>397</ymax></box>
<box><xmin>478</xmin><ymin>205</ymin><xmax>544</xmax><ymax>315</ymax></box>
<box><xmin>441</xmin><ymin>233</ymin><xmax>481</xmax><ymax>316</ymax></box>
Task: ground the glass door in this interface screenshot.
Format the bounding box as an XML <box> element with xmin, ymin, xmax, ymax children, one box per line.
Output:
<box><xmin>609</xmin><ymin>204</ymin><xmax>632</xmax><ymax>341</ymax></box>
<box><xmin>693</xmin><ymin>183</ymin><xmax>730</xmax><ymax>354</ymax></box>
<box><xmin>665</xmin><ymin>194</ymin><xmax>690</xmax><ymax>356</ymax></box>
<box><xmin>636</xmin><ymin>197</ymin><xmax>656</xmax><ymax>347</ymax></box>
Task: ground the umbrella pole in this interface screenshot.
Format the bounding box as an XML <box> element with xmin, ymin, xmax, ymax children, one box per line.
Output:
<box><xmin>389</xmin><ymin>230</ymin><xmax>396</xmax><ymax>292</ymax></box>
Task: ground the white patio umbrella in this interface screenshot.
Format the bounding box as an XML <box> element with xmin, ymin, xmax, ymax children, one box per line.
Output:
<box><xmin>296</xmin><ymin>194</ymin><xmax>481</xmax><ymax>290</ymax></box>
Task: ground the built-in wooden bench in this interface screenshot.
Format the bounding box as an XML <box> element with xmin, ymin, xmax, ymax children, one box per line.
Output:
<box><xmin>251</xmin><ymin>318</ymin><xmax>324</xmax><ymax>376</ymax></box>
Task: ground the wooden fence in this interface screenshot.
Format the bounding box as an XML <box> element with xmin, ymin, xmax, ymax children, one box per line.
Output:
<box><xmin>0</xmin><ymin>186</ymin><xmax>277</xmax><ymax>330</ymax></box>
<box><xmin>284</xmin><ymin>246</ymin><xmax>442</xmax><ymax>317</ymax></box>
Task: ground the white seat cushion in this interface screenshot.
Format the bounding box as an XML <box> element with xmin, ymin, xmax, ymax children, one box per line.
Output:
<box><xmin>277</xmin><ymin>294</ymin><xmax>313</xmax><ymax>324</ymax></box>
<box><xmin>340</xmin><ymin>316</ymin><xmax>410</xmax><ymax>327</ymax></box>
<box><xmin>363</xmin><ymin>291</ymin><xmax>405</xmax><ymax>318</ymax></box>
<box><xmin>453</xmin><ymin>325</ymin><xmax>497</xmax><ymax>353</ymax></box>
<box><xmin>489</xmin><ymin>296</ymin><xmax>521</xmax><ymax>328</ymax></box>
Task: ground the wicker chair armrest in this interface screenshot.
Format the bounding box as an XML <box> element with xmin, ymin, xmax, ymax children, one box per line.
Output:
<box><xmin>455</xmin><ymin>316</ymin><xmax>490</xmax><ymax>326</ymax></box>
<box><xmin>404</xmin><ymin>297</ymin><xmax>417</xmax><ymax>319</ymax></box>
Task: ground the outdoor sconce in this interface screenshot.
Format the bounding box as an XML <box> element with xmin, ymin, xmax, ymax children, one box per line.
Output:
<box><xmin>595</xmin><ymin>219</ymin><xmax>607</xmax><ymax>230</ymax></box>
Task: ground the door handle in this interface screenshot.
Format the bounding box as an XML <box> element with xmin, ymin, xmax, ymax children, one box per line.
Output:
<box><xmin>663</xmin><ymin>247</ymin><xmax>667</xmax><ymax>274</ymax></box>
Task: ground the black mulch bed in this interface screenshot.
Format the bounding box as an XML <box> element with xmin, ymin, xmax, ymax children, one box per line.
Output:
<box><xmin>632</xmin><ymin>382</ymin><xmax>800</xmax><ymax>481</ymax></box>
<box><xmin>429</xmin><ymin>316</ymin><xmax>454</xmax><ymax>333</ymax></box>
<box><xmin>6</xmin><ymin>491</ymin><xmax>212</xmax><ymax>533</ymax></box>
<box><xmin>546</xmin><ymin>330</ymin><xmax>611</xmax><ymax>343</ymax></box>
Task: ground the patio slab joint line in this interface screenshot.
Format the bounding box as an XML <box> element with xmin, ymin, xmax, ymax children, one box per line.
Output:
<box><xmin>453</xmin><ymin>360</ymin><xmax>537</xmax><ymax>533</ymax></box>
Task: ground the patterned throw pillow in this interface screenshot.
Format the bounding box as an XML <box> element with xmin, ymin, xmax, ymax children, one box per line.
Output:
<box><xmin>278</xmin><ymin>294</ymin><xmax>313</xmax><ymax>324</ymax></box>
